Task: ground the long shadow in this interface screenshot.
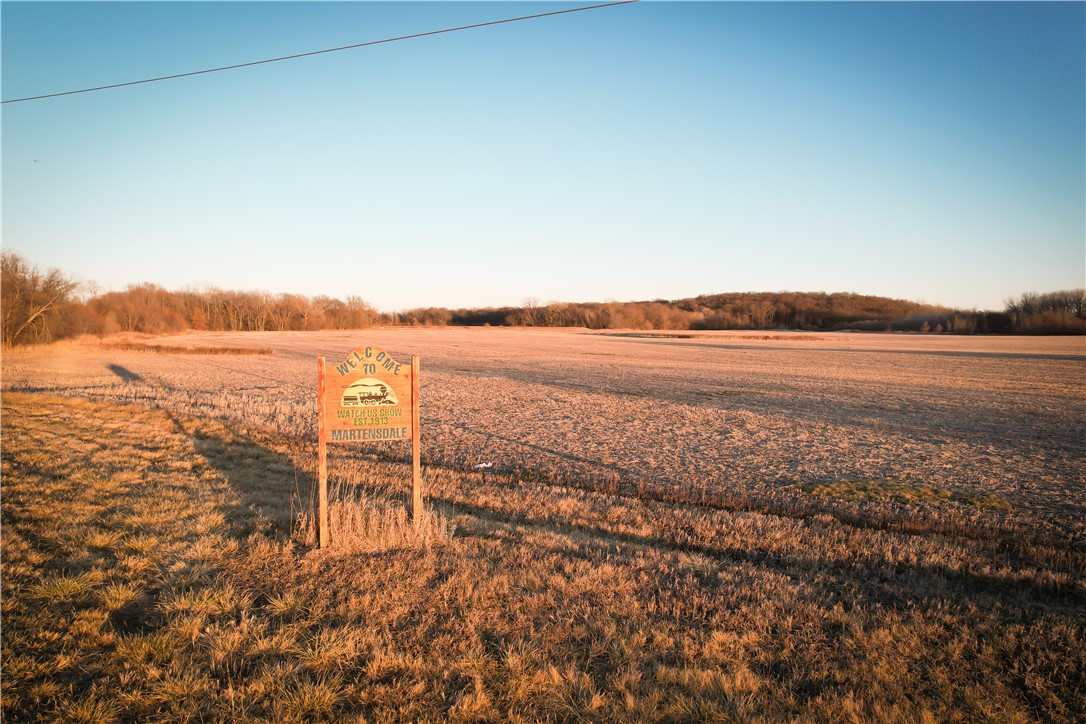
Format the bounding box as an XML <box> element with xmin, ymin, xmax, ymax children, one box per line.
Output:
<box><xmin>163</xmin><ymin>410</ymin><xmax>314</xmax><ymax>540</ymax></box>
<box><xmin>107</xmin><ymin>363</ymin><xmax>142</xmax><ymax>382</ymax></box>
<box><xmin>441</xmin><ymin>497</ymin><xmax>1086</xmax><ymax>614</ymax></box>
<box><xmin>100</xmin><ymin>366</ymin><xmax>396</xmax><ymax>548</ymax></box>
<box><xmin>449</xmin><ymin>421</ymin><xmax>632</xmax><ymax>476</ymax></box>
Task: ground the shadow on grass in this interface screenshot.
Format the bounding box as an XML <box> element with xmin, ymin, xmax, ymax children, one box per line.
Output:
<box><xmin>441</xmin><ymin>497</ymin><xmax>1086</xmax><ymax>614</ymax></box>
<box><xmin>164</xmin><ymin>411</ymin><xmax>314</xmax><ymax>538</ymax></box>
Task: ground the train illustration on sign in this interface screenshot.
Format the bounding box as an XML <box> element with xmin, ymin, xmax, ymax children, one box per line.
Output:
<box><xmin>341</xmin><ymin>378</ymin><xmax>399</xmax><ymax>407</ymax></box>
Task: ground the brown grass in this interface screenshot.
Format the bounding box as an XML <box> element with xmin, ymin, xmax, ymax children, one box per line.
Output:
<box><xmin>3</xmin><ymin>329</ymin><xmax>1085</xmax><ymax>720</ymax></box>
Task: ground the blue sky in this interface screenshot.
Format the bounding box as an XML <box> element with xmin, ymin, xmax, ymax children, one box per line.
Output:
<box><xmin>3</xmin><ymin>1</ymin><xmax>1083</xmax><ymax>312</ymax></box>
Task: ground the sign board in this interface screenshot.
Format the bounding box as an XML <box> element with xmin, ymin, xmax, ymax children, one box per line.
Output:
<box><xmin>323</xmin><ymin>345</ymin><xmax>413</xmax><ymax>442</ymax></box>
<box><xmin>317</xmin><ymin>344</ymin><xmax>421</xmax><ymax>549</ymax></box>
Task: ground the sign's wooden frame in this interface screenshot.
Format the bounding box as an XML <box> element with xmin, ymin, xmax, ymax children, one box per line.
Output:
<box><xmin>316</xmin><ymin>347</ymin><xmax>421</xmax><ymax>549</ymax></box>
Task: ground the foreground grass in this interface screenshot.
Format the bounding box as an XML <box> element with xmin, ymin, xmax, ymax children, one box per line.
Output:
<box><xmin>3</xmin><ymin>393</ymin><xmax>1084</xmax><ymax>721</ymax></box>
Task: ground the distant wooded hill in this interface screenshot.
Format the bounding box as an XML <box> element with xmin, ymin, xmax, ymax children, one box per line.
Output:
<box><xmin>2</xmin><ymin>251</ymin><xmax>1083</xmax><ymax>346</ymax></box>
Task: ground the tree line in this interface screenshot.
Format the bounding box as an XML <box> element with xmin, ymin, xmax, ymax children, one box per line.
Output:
<box><xmin>2</xmin><ymin>251</ymin><xmax>1083</xmax><ymax>346</ymax></box>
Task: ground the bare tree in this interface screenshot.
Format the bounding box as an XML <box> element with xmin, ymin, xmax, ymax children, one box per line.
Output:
<box><xmin>521</xmin><ymin>297</ymin><xmax>542</xmax><ymax>326</ymax></box>
<box><xmin>1</xmin><ymin>251</ymin><xmax>79</xmax><ymax>346</ymax></box>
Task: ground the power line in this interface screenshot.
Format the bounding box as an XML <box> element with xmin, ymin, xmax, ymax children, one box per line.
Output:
<box><xmin>2</xmin><ymin>0</ymin><xmax>639</xmax><ymax>105</ymax></box>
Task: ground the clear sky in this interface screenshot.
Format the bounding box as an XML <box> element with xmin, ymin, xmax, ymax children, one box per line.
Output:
<box><xmin>3</xmin><ymin>1</ymin><xmax>1084</xmax><ymax>312</ymax></box>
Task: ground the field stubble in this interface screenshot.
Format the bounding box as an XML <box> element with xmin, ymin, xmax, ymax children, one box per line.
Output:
<box><xmin>2</xmin><ymin>328</ymin><xmax>1084</xmax><ymax>720</ymax></box>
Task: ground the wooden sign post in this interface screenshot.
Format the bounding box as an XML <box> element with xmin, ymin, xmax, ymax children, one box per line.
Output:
<box><xmin>317</xmin><ymin>345</ymin><xmax>421</xmax><ymax>549</ymax></box>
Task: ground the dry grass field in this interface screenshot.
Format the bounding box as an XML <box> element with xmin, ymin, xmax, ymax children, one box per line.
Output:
<box><xmin>2</xmin><ymin>328</ymin><xmax>1084</xmax><ymax>721</ymax></box>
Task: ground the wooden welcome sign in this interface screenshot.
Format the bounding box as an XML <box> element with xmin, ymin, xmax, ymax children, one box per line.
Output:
<box><xmin>317</xmin><ymin>344</ymin><xmax>421</xmax><ymax>549</ymax></box>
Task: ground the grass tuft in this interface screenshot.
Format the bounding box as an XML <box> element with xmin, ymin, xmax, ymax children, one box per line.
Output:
<box><xmin>56</xmin><ymin>696</ymin><xmax>123</xmax><ymax>724</ymax></box>
<box><xmin>99</xmin><ymin>582</ymin><xmax>141</xmax><ymax>612</ymax></box>
<box><xmin>31</xmin><ymin>571</ymin><xmax>101</xmax><ymax>603</ymax></box>
<box><xmin>279</xmin><ymin>675</ymin><xmax>346</xmax><ymax>720</ymax></box>
<box><xmin>265</xmin><ymin>591</ymin><xmax>306</xmax><ymax>619</ymax></box>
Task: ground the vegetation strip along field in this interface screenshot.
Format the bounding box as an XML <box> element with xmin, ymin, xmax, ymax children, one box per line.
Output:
<box><xmin>4</xmin><ymin>251</ymin><xmax>1084</xmax><ymax>347</ymax></box>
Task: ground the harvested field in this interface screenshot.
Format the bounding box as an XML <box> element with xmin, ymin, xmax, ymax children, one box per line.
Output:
<box><xmin>6</xmin><ymin>329</ymin><xmax>1084</xmax><ymax>537</ymax></box>
<box><xmin>2</xmin><ymin>329</ymin><xmax>1084</xmax><ymax>720</ymax></box>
